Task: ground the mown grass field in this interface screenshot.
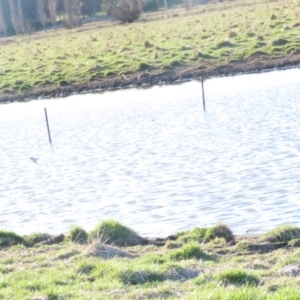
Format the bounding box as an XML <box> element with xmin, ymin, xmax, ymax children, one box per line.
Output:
<box><xmin>2</xmin><ymin>220</ymin><xmax>300</xmax><ymax>299</ymax></box>
<box><xmin>0</xmin><ymin>0</ymin><xmax>300</xmax><ymax>96</ymax></box>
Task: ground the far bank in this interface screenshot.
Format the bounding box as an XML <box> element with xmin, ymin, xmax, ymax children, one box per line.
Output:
<box><xmin>1</xmin><ymin>0</ymin><xmax>300</xmax><ymax>103</ymax></box>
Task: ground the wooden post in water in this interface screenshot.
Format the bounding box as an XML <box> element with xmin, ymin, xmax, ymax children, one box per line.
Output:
<box><xmin>201</xmin><ymin>77</ymin><xmax>206</xmax><ymax>112</ymax></box>
<box><xmin>44</xmin><ymin>108</ymin><xmax>52</xmax><ymax>144</ymax></box>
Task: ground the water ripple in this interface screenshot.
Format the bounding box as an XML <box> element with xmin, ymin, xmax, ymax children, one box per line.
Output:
<box><xmin>1</xmin><ymin>68</ymin><xmax>300</xmax><ymax>237</ymax></box>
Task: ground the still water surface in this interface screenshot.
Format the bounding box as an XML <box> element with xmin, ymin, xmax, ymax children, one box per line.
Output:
<box><xmin>1</xmin><ymin>68</ymin><xmax>300</xmax><ymax>237</ymax></box>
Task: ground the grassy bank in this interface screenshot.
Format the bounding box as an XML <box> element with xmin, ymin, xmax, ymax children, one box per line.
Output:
<box><xmin>1</xmin><ymin>0</ymin><xmax>300</xmax><ymax>101</ymax></box>
<box><xmin>2</xmin><ymin>220</ymin><xmax>300</xmax><ymax>299</ymax></box>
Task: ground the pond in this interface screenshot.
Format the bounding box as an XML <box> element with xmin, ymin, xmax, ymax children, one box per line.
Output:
<box><xmin>1</xmin><ymin>68</ymin><xmax>300</xmax><ymax>237</ymax></box>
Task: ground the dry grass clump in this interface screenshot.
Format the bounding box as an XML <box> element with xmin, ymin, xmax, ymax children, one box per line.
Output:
<box><xmin>86</xmin><ymin>242</ymin><xmax>134</xmax><ymax>259</ymax></box>
<box><xmin>165</xmin><ymin>266</ymin><xmax>201</xmax><ymax>281</ymax></box>
<box><xmin>280</xmin><ymin>264</ymin><xmax>300</xmax><ymax>277</ymax></box>
<box><xmin>228</xmin><ymin>31</ymin><xmax>237</xmax><ymax>38</ymax></box>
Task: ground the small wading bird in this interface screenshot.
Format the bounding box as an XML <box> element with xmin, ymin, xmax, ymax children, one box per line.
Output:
<box><xmin>29</xmin><ymin>157</ymin><xmax>39</xmax><ymax>165</ymax></box>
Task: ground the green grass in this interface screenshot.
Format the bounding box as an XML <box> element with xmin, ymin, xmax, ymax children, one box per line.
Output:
<box><xmin>216</xmin><ymin>268</ymin><xmax>260</xmax><ymax>286</ymax></box>
<box><xmin>2</xmin><ymin>222</ymin><xmax>300</xmax><ymax>298</ymax></box>
<box><xmin>1</xmin><ymin>0</ymin><xmax>300</xmax><ymax>96</ymax></box>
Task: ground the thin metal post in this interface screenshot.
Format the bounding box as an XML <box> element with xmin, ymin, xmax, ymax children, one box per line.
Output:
<box><xmin>44</xmin><ymin>108</ymin><xmax>52</xmax><ymax>144</ymax></box>
<box><xmin>164</xmin><ymin>0</ymin><xmax>168</xmax><ymax>10</ymax></box>
<box><xmin>201</xmin><ymin>77</ymin><xmax>206</xmax><ymax>112</ymax></box>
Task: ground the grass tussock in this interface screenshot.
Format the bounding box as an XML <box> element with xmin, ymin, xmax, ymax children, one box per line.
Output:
<box><xmin>205</xmin><ymin>224</ymin><xmax>234</xmax><ymax>242</ymax></box>
<box><xmin>89</xmin><ymin>219</ymin><xmax>147</xmax><ymax>246</ymax></box>
<box><xmin>69</xmin><ymin>225</ymin><xmax>89</xmax><ymax>244</ymax></box>
<box><xmin>0</xmin><ymin>230</ymin><xmax>24</xmax><ymax>247</ymax></box>
<box><xmin>177</xmin><ymin>227</ymin><xmax>207</xmax><ymax>243</ymax></box>
<box><xmin>164</xmin><ymin>241</ymin><xmax>183</xmax><ymax>249</ymax></box>
<box><xmin>264</xmin><ymin>225</ymin><xmax>300</xmax><ymax>242</ymax></box>
<box><xmin>24</xmin><ymin>233</ymin><xmax>52</xmax><ymax>246</ymax></box>
<box><xmin>167</xmin><ymin>243</ymin><xmax>212</xmax><ymax>261</ymax></box>
<box><xmin>177</xmin><ymin>224</ymin><xmax>234</xmax><ymax>244</ymax></box>
<box><xmin>216</xmin><ymin>269</ymin><xmax>260</xmax><ymax>286</ymax></box>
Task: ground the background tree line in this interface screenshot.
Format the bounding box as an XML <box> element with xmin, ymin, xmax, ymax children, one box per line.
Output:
<box><xmin>0</xmin><ymin>0</ymin><xmax>211</xmax><ymax>37</ymax></box>
<box><xmin>0</xmin><ymin>0</ymin><xmax>101</xmax><ymax>36</ymax></box>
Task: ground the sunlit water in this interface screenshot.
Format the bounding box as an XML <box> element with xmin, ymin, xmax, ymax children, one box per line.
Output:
<box><xmin>1</xmin><ymin>68</ymin><xmax>300</xmax><ymax>237</ymax></box>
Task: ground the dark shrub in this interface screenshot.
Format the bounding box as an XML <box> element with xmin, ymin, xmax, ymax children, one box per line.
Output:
<box><xmin>111</xmin><ymin>0</ymin><xmax>143</xmax><ymax>23</ymax></box>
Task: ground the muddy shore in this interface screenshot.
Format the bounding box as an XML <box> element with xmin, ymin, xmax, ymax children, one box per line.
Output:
<box><xmin>1</xmin><ymin>55</ymin><xmax>300</xmax><ymax>104</ymax></box>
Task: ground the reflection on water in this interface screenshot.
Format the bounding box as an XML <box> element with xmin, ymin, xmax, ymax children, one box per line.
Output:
<box><xmin>1</xmin><ymin>68</ymin><xmax>300</xmax><ymax>237</ymax></box>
